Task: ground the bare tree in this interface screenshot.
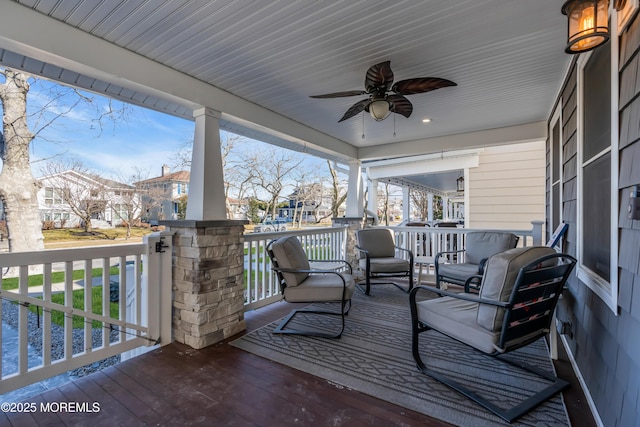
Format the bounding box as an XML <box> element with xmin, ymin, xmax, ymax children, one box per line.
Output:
<box><xmin>324</xmin><ymin>160</ymin><xmax>347</xmax><ymax>220</ymax></box>
<box><xmin>410</xmin><ymin>189</ymin><xmax>430</xmax><ymax>222</ymax></box>
<box><xmin>222</xmin><ymin>135</ymin><xmax>255</xmax><ymax>218</ymax></box>
<box><xmin>113</xmin><ymin>168</ymin><xmax>165</xmax><ymax>239</ymax></box>
<box><xmin>245</xmin><ymin>147</ymin><xmax>303</xmax><ymax>221</ymax></box>
<box><xmin>40</xmin><ymin>161</ymin><xmax>109</xmax><ymax>233</ymax></box>
<box><xmin>0</xmin><ymin>67</ymin><xmax>128</xmax><ymax>251</ymax></box>
<box><xmin>0</xmin><ymin>69</ymin><xmax>44</xmax><ymax>252</ymax></box>
<box><xmin>380</xmin><ymin>182</ymin><xmax>391</xmax><ymax>226</ymax></box>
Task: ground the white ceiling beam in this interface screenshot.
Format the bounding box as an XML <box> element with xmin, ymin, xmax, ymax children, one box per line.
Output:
<box><xmin>365</xmin><ymin>154</ymin><xmax>479</xmax><ymax>180</ymax></box>
<box><xmin>0</xmin><ymin>1</ymin><xmax>357</xmax><ymax>161</ymax></box>
<box><xmin>358</xmin><ymin>121</ymin><xmax>547</xmax><ymax>161</ymax></box>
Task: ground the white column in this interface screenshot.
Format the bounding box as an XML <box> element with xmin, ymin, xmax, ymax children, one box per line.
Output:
<box><xmin>367</xmin><ymin>178</ymin><xmax>378</xmax><ymax>214</ymax></box>
<box><xmin>345</xmin><ymin>160</ymin><xmax>362</xmax><ymax>217</ymax></box>
<box><xmin>444</xmin><ymin>196</ymin><xmax>450</xmax><ymax>220</ymax></box>
<box><xmin>427</xmin><ymin>193</ymin><xmax>434</xmax><ymax>223</ymax></box>
<box><xmin>402</xmin><ymin>187</ymin><xmax>410</xmax><ymax>222</ymax></box>
<box><xmin>186</xmin><ymin>108</ymin><xmax>227</xmax><ymax>220</ymax></box>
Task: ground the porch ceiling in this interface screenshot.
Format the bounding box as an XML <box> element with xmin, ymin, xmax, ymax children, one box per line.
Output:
<box><xmin>0</xmin><ymin>0</ymin><xmax>570</xmax><ymax>163</ymax></box>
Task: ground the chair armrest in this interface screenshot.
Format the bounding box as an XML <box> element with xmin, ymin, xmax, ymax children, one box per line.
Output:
<box><xmin>308</xmin><ymin>259</ymin><xmax>353</xmax><ymax>274</ymax></box>
<box><xmin>395</xmin><ymin>246</ymin><xmax>414</xmax><ymax>263</ymax></box>
<box><xmin>434</xmin><ymin>249</ymin><xmax>465</xmax><ymax>265</ymax></box>
<box><xmin>409</xmin><ymin>285</ymin><xmax>510</xmax><ymax>308</ymax></box>
<box><xmin>464</xmin><ymin>275</ymin><xmax>483</xmax><ymax>293</ymax></box>
<box><xmin>355</xmin><ymin>245</ymin><xmax>370</xmax><ymax>258</ymax></box>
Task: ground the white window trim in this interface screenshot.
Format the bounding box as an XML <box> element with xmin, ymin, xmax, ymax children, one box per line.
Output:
<box><xmin>575</xmin><ymin>14</ymin><xmax>620</xmax><ymax>314</ymax></box>
<box><xmin>549</xmin><ymin>102</ymin><xmax>563</xmax><ymax>235</ymax></box>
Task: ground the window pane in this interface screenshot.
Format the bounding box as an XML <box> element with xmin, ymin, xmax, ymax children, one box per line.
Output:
<box><xmin>584</xmin><ymin>44</ymin><xmax>611</xmax><ymax>160</ymax></box>
<box><xmin>582</xmin><ymin>152</ymin><xmax>610</xmax><ymax>282</ymax></box>
<box><xmin>552</xmin><ymin>182</ymin><xmax>560</xmax><ymax>229</ymax></box>
<box><xmin>552</xmin><ymin>122</ymin><xmax>560</xmax><ymax>181</ymax></box>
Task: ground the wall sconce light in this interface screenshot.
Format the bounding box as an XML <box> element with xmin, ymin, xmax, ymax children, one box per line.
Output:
<box><xmin>456</xmin><ymin>176</ymin><xmax>464</xmax><ymax>192</ymax></box>
<box><xmin>562</xmin><ymin>0</ymin><xmax>627</xmax><ymax>54</ymax></box>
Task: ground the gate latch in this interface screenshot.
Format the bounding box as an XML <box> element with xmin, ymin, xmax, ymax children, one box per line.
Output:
<box><xmin>155</xmin><ymin>237</ymin><xmax>169</xmax><ymax>253</ymax></box>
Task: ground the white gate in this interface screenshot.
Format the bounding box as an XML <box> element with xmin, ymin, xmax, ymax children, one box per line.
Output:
<box><xmin>0</xmin><ymin>232</ymin><xmax>173</xmax><ymax>393</ymax></box>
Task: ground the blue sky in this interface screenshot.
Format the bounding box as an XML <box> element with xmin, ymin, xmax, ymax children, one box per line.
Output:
<box><xmin>24</xmin><ymin>77</ymin><xmax>195</xmax><ymax>180</ymax></box>
<box><xmin>1</xmin><ymin>74</ymin><xmax>339</xmax><ymax>197</ymax></box>
<box><xmin>18</xmin><ymin>79</ymin><xmax>336</xmax><ymax>186</ymax></box>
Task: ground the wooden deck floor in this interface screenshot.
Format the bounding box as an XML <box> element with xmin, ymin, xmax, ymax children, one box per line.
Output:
<box><xmin>1</xmin><ymin>301</ymin><xmax>597</xmax><ymax>427</ymax></box>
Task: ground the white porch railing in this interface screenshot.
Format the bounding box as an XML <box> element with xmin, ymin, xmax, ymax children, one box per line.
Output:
<box><xmin>390</xmin><ymin>221</ymin><xmax>544</xmax><ymax>261</ymax></box>
<box><xmin>241</xmin><ymin>222</ymin><xmax>542</xmax><ymax>310</ymax></box>
<box><xmin>0</xmin><ymin>232</ymin><xmax>173</xmax><ymax>394</ymax></box>
<box><xmin>243</xmin><ymin>226</ymin><xmax>348</xmax><ymax>311</ymax></box>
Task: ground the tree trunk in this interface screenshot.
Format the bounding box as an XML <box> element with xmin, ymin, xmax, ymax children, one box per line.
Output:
<box><xmin>0</xmin><ymin>70</ymin><xmax>44</xmax><ymax>252</ymax></box>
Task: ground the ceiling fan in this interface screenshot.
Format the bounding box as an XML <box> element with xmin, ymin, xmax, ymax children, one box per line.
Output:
<box><xmin>310</xmin><ymin>61</ymin><xmax>456</xmax><ymax>122</ymax></box>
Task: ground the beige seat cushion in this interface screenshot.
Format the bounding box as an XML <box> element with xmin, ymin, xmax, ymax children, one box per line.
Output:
<box><xmin>415</xmin><ymin>297</ymin><xmax>500</xmax><ymax>354</ymax></box>
<box><xmin>476</xmin><ymin>246</ymin><xmax>557</xmax><ymax>332</ymax></box>
<box><xmin>270</xmin><ymin>236</ymin><xmax>310</xmax><ymax>286</ymax></box>
<box><xmin>283</xmin><ymin>273</ymin><xmax>356</xmax><ymax>303</ymax></box>
<box><xmin>437</xmin><ymin>262</ymin><xmax>480</xmax><ymax>281</ymax></box>
<box><xmin>358</xmin><ymin>257</ymin><xmax>410</xmax><ymax>273</ymax></box>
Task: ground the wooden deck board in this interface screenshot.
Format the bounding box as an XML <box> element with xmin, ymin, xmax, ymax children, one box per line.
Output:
<box><xmin>1</xmin><ymin>301</ymin><xmax>595</xmax><ymax>427</ymax></box>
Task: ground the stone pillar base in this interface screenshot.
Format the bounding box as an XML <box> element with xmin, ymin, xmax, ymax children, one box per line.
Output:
<box><xmin>162</xmin><ymin>220</ymin><xmax>248</xmax><ymax>349</ymax></box>
<box><xmin>332</xmin><ymin>217</ymin><xmax>365</xmax><ymax>280</ymax></box>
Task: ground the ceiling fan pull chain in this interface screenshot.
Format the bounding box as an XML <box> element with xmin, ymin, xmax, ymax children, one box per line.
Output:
<box><xmin>393</xmin><ymin>114</ymin><xmax>396</xmax><ymax>137</ymax></box>
<box><xmin>362</xmin><ymin>112</ymin><xmax>365</xmax><ymax>139</ymax></box>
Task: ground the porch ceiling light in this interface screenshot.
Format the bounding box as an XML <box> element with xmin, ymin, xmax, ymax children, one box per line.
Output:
<box><xmin>561</xmin><ymin>0</ymin><xmax>626</xmax><ymax>54</ymax></box>
<box><xmin>369</xmin><ymin>98</ymin><xmax>391</xmax><ymax>121</ymax></box>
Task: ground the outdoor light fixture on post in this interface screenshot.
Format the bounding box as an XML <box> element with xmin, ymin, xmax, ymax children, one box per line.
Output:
<box><xmin>561</xmin><ymin>0</ymin><xmax>627</xmax><ymax>53</ymax></box>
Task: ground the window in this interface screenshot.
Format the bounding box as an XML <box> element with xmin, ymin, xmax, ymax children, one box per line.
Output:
<box><xmin>549</xmin><ymin>104</ymin><xmax>563</xmax><ymax>237</ymax></box>
<box><xmin>44</xmin><ymin>187</ymin><xmax>64</xmax><ymax>205</ymax></box>
<box><xmin>577</xmin><ymin>32</ymin><xmax>619</xmax><ymax>313</ymax></box>
<box><xmin>113</xmin><ymin>204</ymin><xmax>130</xmax><ymax>220</ymax></box>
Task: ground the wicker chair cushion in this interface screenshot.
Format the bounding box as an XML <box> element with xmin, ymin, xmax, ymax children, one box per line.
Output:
<box><xmin>356</xmin><ymin>228</ymin><xmax>396</xmax><ymax>258</ymax></box>
<box><xmin>283</xmin><ymin>273</ymin><xmax>356</xmax><ymax>303</ymax></box>
<box><xmin>464</xmin><ymin>231</ymin><xmax>519</xmax><ymax>265</ymax></box>
<box><xmin>270</xmin><ymin>236</ymin><xmax>310</xmax><ymax>287</ymax></box>
<box><xmin>477</xmin><ymin>246</ymin><xmax>557</xmax><ymax>332</ymax></box>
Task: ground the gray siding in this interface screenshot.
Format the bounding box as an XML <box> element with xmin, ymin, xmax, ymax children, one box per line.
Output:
<box><xmin>551</xmin><ymin>14</ymin><xmax>640</xmax><ymax>427</ymax></box>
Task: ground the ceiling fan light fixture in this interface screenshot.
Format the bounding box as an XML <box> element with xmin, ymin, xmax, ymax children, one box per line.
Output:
<box><xmin>561</xmin><ymin>0</ymin><xmax>611</xmax><ymax>53</ymax></box>
<box><xmin>369</xmin><ymin>99</ymin><xmax>391</xmax><ymax>121</ymax></box>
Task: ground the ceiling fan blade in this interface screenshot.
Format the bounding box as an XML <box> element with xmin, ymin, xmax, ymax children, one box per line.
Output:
<box><xmin>365</xmin><ymin>61</ymin><xmax>394</xmax><ymax>92</ymax></box>
<box><xmin>309</xmin><ymin>90</ymin><xmax>366</xmax><ymax>98</ymax></box>
<box><xmin>392</xmin><ymin>77</ymin><xmax>457</xmax><ymax>95</ymax></box>
<box><xmin>388</xmin><ymin>94</ymin><xmax>413</xmax><ymax>118</ymax></box>
<box><xmin>338</xmin><ymin>99</ymin><xmax>371</xmax><ymax>122</ymax></box>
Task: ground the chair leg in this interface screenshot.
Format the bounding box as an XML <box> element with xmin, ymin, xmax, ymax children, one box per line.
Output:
<box><xmin>412</xmin><ymin>327</ymin><xmax>569</xmax><ymax>423</ymax></box>
<box><xmin>273</xmin><ymin>300</ymin><xmax>351</xmax><ymax>339</ymax></box>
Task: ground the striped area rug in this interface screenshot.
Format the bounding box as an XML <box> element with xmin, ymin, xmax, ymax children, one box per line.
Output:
<box><xmin>231</xmin><ymin>284</ymin><xmax>569</xmax><ymax>427</ymax></box>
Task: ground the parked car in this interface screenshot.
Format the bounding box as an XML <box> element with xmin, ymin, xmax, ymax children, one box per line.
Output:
<box><xmin>253</xmin><ymin>219</ymin><xmax>288</xmax><ymax>233</ymax></box>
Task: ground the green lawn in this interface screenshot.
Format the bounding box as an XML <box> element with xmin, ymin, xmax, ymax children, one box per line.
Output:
<box><xmin>1</xmin><ymin>266</ymin><xmax>120</xmax><ymax>291</ymax></box>
<box><xmin>29</xmin><ymin>285</ymin><xmax>119</xmax><ymax>329</ymax></box>
<box><xmin>42</xmin><ymin>227</ymin><xmax>153</xmax><ymax>241</ymax></box>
